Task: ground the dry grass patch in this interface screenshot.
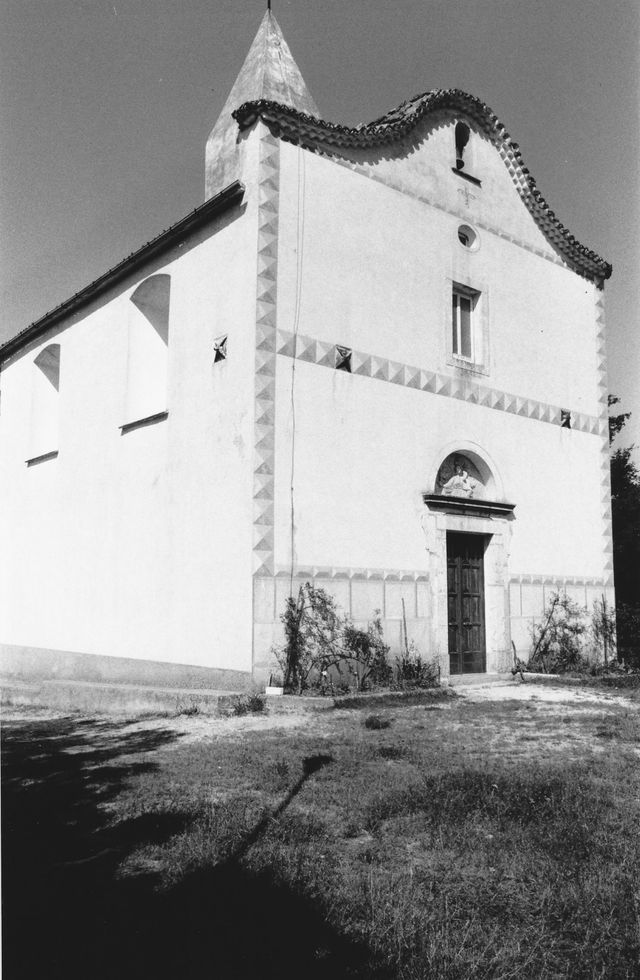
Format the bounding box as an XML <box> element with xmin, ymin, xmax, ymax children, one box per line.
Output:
<box><xmin>102</xmin><ymin>686</ymin><xmax>640</xmax><ymax>977</ymax></box>
<box><xmin>10</xmin><ymin>683</ymin><xmax>639</xmax><ymax>979</ymax></box>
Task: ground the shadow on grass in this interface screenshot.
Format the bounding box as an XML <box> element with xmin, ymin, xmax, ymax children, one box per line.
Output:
<box><xmin>2</xmin><ymin>717</ymin><xmax>386</xmax><ymax>980</ymax></box>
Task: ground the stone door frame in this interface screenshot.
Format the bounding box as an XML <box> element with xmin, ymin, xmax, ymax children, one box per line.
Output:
<box><xmin>421</xmin><ymin>505</ymin><xmax>514</xmax><ymax>678</ymax></box>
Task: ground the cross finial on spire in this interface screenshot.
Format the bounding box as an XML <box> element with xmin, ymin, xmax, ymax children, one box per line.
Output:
<box><xmin>267</xmin><ymin>0</ymin><xmax>271</xmax><ymax>10</ymax></box>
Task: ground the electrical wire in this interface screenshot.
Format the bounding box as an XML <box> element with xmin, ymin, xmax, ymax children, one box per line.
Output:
<box><xmin>289</xmin><ymin>148</ymin><xmax>305</xmax><ymax>594</ymax></box>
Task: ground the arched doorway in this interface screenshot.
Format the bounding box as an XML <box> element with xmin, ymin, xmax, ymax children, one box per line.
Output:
<box><xmin>422</xmin><ymin>445</ymin><xmax>515</xmax><ymax>677</ymax></box>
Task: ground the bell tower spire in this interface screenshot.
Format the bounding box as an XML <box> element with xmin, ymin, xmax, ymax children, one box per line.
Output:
<box><xmin>205</xmin><ymin>10</ymin><xmax>319</xmax><ymax>199</ymax></box>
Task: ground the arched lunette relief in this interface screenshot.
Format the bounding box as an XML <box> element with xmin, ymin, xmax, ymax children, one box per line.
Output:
<box><xmin>427</xmin><ymin>441</ymin><xmax>505</xmax><ymax>503</ymax></box>
<box><xmin>437</xmin><ymin>453</ymin><xmax>484</xmax><ymax>498</ymax></box>
<box><xmin>433</xmin><ymin>449</ymin><xmax>504</xmax><ymax>503</ymax></box>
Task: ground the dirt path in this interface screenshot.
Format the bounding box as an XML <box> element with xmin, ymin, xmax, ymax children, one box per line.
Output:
<box><xmin>456</xmin><ymin>676</ymin><xmax>640</xmax><ymax>708</ymax></box>
<box><xmin>4</xmin><ymin>677</ymin><xmax>636</xmax><ymax>750</ymax></box>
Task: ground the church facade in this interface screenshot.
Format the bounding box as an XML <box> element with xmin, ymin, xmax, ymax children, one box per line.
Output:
<box><xmin>0</xmin><ymin>13</ymin><xmax>613</xmax><ymax>689</ymax></box>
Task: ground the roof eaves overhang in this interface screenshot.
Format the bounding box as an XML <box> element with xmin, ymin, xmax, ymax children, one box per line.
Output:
<box><xmin>0</xmin><ymin>180</ymin><xmax>245</xmax><ymax>364</ymax></box>
<box><xmin>234</xmin><ymin>91</ymin><xmax>612</xmax><ymax>284</ymax></box>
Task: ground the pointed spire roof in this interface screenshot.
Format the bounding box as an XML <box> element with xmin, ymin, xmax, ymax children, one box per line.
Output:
<box><xmin>205</xmin><ymin>11</ymin><xmax>319</xmax><ymax>198</ymax></box>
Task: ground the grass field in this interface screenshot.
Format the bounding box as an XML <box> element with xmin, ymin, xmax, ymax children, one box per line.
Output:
<box><xmin>3</xmin><ymin>679</ymin><xmax>640</xmax><ymax>979</ymax></box>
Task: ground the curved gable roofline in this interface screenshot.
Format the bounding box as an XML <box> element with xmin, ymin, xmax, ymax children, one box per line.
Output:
<box><xmin>233</xmin><ymin>88</ymin><xmax>611</xmax><ymax>282</ymax></box>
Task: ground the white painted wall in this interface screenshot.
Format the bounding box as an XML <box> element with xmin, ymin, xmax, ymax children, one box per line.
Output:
<box><xmin>0</xmin><ymin>187</ymin><xmax>258</xmax><ymax>673</ymax></box>
<box><xmin>0</xmin><ymin>110</ymin><xmax>611</xmax><ymax>681</ymax></box>
<box><xmin>274</xmin><ymin>362</ymin><xmax>604</xmax><ymax>581</ymax></box>
<box><xmin>260</xmin><ymin>124</ymin><xmax>610</xmax><ymax>667</ymax></box>
<box><xmin>29</xmin><ymin>344</ymin><xmax>61</xmax><ymax>459</ymax></box>
<box><xmin>277</xmin><ymin>141</ymin><xmax>601</xmax><ymax>418</ymax></box>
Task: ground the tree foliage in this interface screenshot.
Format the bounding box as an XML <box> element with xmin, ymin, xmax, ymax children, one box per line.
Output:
<box><xmin>611</xmin><ymin>445</ymin><xmax>640</xmax><ymax>605</ymax></box>
<box><xmin>608</xmin><ymin>395</ymin><xmax>631</xmax><ymax>446</ymax></box>
<box><xmin>609</xmin><ymin>397</ymin><xmax>640</xmax><ymax>662</ymax></box>
<box><xmin>609</xmin><ymin>398</ymin><xmax>640</xmax><ymax>608</ymax></box>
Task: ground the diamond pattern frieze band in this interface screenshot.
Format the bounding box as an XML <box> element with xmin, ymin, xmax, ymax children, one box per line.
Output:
<box><xmin>252</xmin><ymin>127</ymin><xmax>280</xmax><ymax>578</ymax></box>
<box><xmin>274</xmin><ymin>330</ymin><xmax>603</xmax><ymax>437</ymax></box>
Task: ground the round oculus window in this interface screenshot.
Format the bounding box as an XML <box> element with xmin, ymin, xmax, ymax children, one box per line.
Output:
<box><xmin>457</xmin><ymin>224</ymin><xmax>479</xmax><ymax>250</ymax></box>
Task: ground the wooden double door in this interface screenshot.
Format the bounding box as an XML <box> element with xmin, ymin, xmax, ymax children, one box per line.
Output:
<box><xmin>447</xmin><ymin>532</ymin><xmax>486</xmax><ymax>674</ymax></box>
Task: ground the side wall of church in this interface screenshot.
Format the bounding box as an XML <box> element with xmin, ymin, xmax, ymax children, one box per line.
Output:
<box><xmin>252</xmin><ymin>135</ymin><xmax>612</xmax><ymax>677</ymax></box>
<box><xmin>0</xmin><ymin>196</ymin><xmax>259</xmax><ymax>685</ymax></box>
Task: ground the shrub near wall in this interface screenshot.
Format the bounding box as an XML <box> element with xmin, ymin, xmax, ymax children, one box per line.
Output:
<box><xmin>272</xmin><ymin>584</ymin><xmax>438</xmax><ymax>694</ymax></box>
<box><xmin>527</xmin><ymin>590</ymin><xmax>639</xmax><ymax>676</ymax></box>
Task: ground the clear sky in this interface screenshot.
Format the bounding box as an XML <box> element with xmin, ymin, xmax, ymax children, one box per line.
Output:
<box><xmin>1</xmin><ymin>0</ymin><xmax>638</xmax><ymax>454</ymax></box>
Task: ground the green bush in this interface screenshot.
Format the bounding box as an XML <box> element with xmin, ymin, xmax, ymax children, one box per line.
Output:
<box><xmin>616</xmin><ymin>602</ymin><xmax>640</xmax><ymax>668</ymax></box>
<box><xmin>274</xmin><ymin>585</ymin><xmax>393</xmax><ymax>694</ymax></box>
<box><xmin>528</xmin><ymin>591</ymin><xmax>588</xmax><ymax>673</ymax></box>
<box><xmin>231</xmin><ymin>693</ymin><xmax>266</xmax><ymax>716</ymax></box>
<box><xmin>590</xmin><ymin>593</ymin><xmax>616</xmax><ymax>665</ymax></box>
<box><xmin>393</xmin><ymin>646</ymin><xmax>440</xmax><ymax>689</ymax></box>
<box><xmin>276</xmin><ymin>584</ymin><xmax>343</xmax><ymax>694</ymax></box>
<box><xmin>273</xmin><ymin>584</ymin><xmax>441</xmax><ymax>695</ymax></box>
<box><xmin>343</xmin><ymin>616</ymin><xmax>393</xmax><ymax>691</ymax></box>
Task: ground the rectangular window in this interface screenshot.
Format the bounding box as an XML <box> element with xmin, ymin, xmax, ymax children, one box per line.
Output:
<box><xmin>446</xmin><ymin>280</ymin><xmax>488</xmax><ymax>376</ymax></box>
<box><xmin>452</xmin><ymin>287</ymin><xmax>477</xmax><ymax>360</ymax></box>
<box><xmin>452</xmin><ymin>291</ymin><xmax>472</xmax><ymax>358</ymax></box>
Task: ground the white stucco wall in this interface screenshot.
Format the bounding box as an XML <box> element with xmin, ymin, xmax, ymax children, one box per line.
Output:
<box><xmin>1</xmin><ymin>110</ymin><xmax>611</xmax><ymax>683</ymax></box>
<box><xmin>274</xmin><ymin>361</ymin><xmax>604</xmax><ymax>581</ymax></box>
<box><xmin>0</xmin><ymin>192</ymin><xmax>258</xmax><ymax>674</ymax></box>
<box><xmin>277</xmin><ymin>140</ymin><xmax>601</xmax><ymax>418</ymax></box>
<box><xmin>256</xmin><ymin>125</ymin><xmax>610</xmax><ymax>670</ymax></box>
